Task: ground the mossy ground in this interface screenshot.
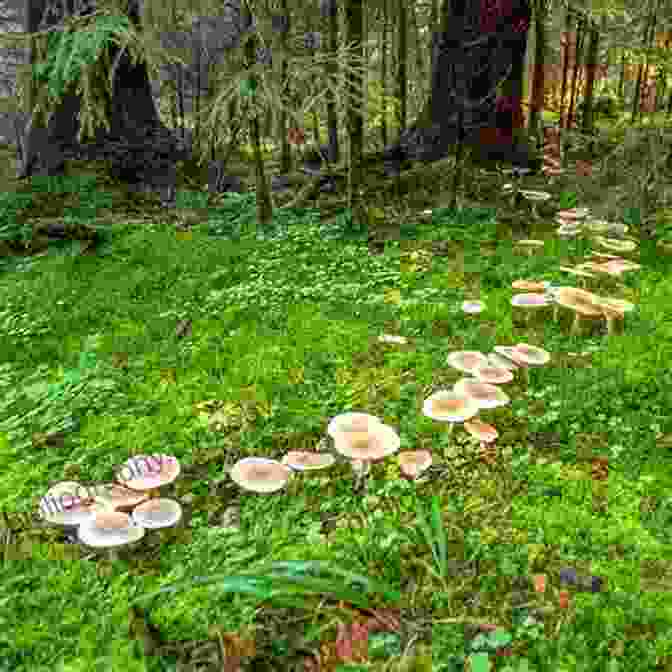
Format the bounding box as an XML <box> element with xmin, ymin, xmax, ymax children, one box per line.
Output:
<box><xmin>0</xmin><ymin>109</ymin><xmax>671</xmax><ymax>672</ymax></box>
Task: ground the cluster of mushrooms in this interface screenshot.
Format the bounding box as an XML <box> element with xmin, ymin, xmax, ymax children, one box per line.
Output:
<box><xmin>38</xmin><ymin>454</ymin><xmax>182</xmax><ymax>558</ymax></box>
<box><xmin>228</xmin><ymin>342</ymin><xmax>549</xmax><ymax>495</ymax></box>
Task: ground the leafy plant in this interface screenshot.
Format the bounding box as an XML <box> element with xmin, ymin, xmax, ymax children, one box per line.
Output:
<box><xmin>558</xmin><ymin>190</ymin><xmax>577</xmax><ymax>210</ymax></box>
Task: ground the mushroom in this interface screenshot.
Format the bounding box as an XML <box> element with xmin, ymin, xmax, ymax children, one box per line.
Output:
<box><xmin>492</xmin><ymin>345</ymin><xmax>524</xmax><ymax>369</ymax></box>
<box><xmin>512</xmin><ymin>279</ymin><xmax>548</xmax><ymax>292</ymax></box>
<box><xmin>471</xmin><ymin>365</ymin><xmax>514</xmax><ymax>385</ymax></box>
<box><xmin>327</xmin><ymin>412</ymin><xmax>383</xmax><ymax>440</ymax></box>
<box><xmin>487</xmin><ymin>352</ymin><xmax>520</xmax><ymax>371</ymax></box>
<box><xmin>555</xmin><ymin>287</ymin><xmax>604</xmax><ymax>336</ymax></box>
<box><xmin>229</xmin><ymin>457</ymin><xmax>293</xmax><ymax>493</ymax></box>
<box><xmin>131</xmin><ymin>498</ymin><xmax>183</xmax><ymax>529</ymax></box>
<box><xmin>461</xmin><ymin>300</ymin><xmax>485</xmax><ymax>314</ymax></box>
<box><xmin>510</xmin><ymin>293</ymin><xmax>553</xmax><ymax>328</ymax></box>
<box><xmin>77</xmin><ymin>510</ymin><xmax>146</xmax><ymax>561</ymax></box>
<box><xmin>422</xmin><ymin>389</ymin><xmax>480</xmax><ymax>445</ymax></box>
<box><xmin>446</xmin><ymin>351</ymin><xmax>490</xmax><ymax>375</ymax></box>
<box><xmin>453</xmin><ymin>378</ymin><xmax>510</xmax><ymax>410</ymax></box>
<box><xmin>508</xmin><ymin>343</ymin><xmax>551</xmax><ymax>385</ymax></box>
<box><xmin>38</xmin><ymin>481</ymin><xmax>104</xmax><ymax>529</ymax></box>
<box><xmin>594</xmin><ymin>297</ymin><xmax>635</xmax><ymax>336</ymax></box>
<box><xmin>331</xmin><ymin>423</ymin><xmax>401</xmax><ymax>490</ymax></box>
<box><xmin>90</xmin><ymin>482</ymin><xmax>150</xmax><ymax>513</ymax></box>
<box><xmin>464</xmin><ymin>419</ymin><xmax>499</xmax><ymax>462</ymax></box>
<box><xmin>600</xmin><ymin>259</ymin><xmax>640</xmax><ymax>275</ymax></box>
<box><xmin>280</xmin><ymin>451</ymin><xmax>336</xmax><ymax>493</ymax></box>
<box><xmin>556</xmin><ymin>207</ymin><xmax>590</xmax><ymax>220</ymax></box>
<box><xmin>519</xmin><ymin>190</ymin><xmax>551</xmax><ymax>219</ymax></box>
<box><xmin>397</xmin><ymin>450</ymin><xmax>433</xmax><ymax>481</ymax></box>
<box><xmin>115</xmin><ymin>454</ymin><xmax>181</xmax><ymax>498</ymax></box>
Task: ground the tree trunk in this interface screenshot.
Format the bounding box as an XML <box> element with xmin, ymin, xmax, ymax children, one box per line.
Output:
<box><xmin>527</xmin><ymin>0</ymin><xmax>547</xmax><ymax>146</ymax></box>
<box><xmin>381</xmin><ymin>0</ymin><xmax>539</xmax><ymax>172</ymax></box>
<box><xmin>17</xmin><ymin>0</ymin><xmax>193</xmax><ymax>205</ymax></box>
<box><xmin>581</xmin><ymin>15</ymin><xmax>601</xmax><ymax>139</ymax></box>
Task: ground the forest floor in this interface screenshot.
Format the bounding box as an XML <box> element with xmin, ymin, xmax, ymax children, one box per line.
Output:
<box><xmin>0</xmin><ymin>109</ymin><xmax>672</xmax><ymax>672</ymax></box>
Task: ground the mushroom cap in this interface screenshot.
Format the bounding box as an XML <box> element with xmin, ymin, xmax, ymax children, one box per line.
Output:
<box><xmin>512</xmin><ymin>280</ymin><xmax>548</xmax><ymax>292</ymax></box>
<box><xmin>446</xmin><ymin>351</ymin><xmax>490</xmax><ymax>375</ymax></box>
<box><xmin>230</xmin><ymin>457</ymin><xmax>292</xmax><ymax>493</ymax></box>
<box><xmin>461</xmin><ymin>300</ymin><xmax>485</xmax><ymax>314</ymax></box>
<box><xmin>422</xmin><ymin>390</ymin><xmax>481</xmax><ymax>423</ymax></box>
<box><xmin>117</xmin><ymin>454</ymin><xmax>180</xmax><ymax>492</ymax></box>
<box><xmin>511</xmin><ymin>293</ymin><xmax>551</xmax><ymax>307</ymax></box>
<box><xmin>39</xmin><ymin>482</ymin><xmax>104</xmax><ymax>527</ymax></box>
<box><xmin>327</xmin><ymin>412</ymin><xmax>383</xmax><ymax>438</ymax></box>
<box><xmin>90</xmin><ymin>482</ymin><xmax>149</xmax><ymax>512</ymax></box>
<box><xmin>131</xmin><ymin>498</ymin><xmax>182</xmax><ymax>529</ymax></box>
<box><xmin>397</xmin><ymin>450</ymin><xmax>433</xmax><ymax>479</ymax></box>
<box><xmin>471</xmin><ymin>365</ymin><xmax>514</xmax><ymax>385</ymax></box>
<box><xmin>464</xmin><ymin>419</ymin><xmax>499</xmax><ymax>443</ymax></box>
<box><xmin>487</xmin><ymin>352</ymin><xmax>520</xmax><ymax>371</ymax></box>
<box><xmin>77</xmin><ymin>511</ymin><xmax>145</xmax><ymax>548</ymax></box>
<box><xmin>332</xmin><ymin>423</ymin><xmax>400</xmax><ymax>462</ymax></box>
<box><xmin>453</xmin><ymin>378</ymin><xmax>510</xmax><ymax>410</ymax></box>
<box><xmin>519</xmin><ymin>190</ymin><xmax>551</xmax><ymax>202</ymax></box>
<box><xmin>555</xmin><ymin>287</ymin><xmax>603</xmax><ymax>316</ymax></box>
<box><xmin>493</xmin><ymin>345</ymin><xmax>525</xmax><ymax>367</ymax></box>
<box><xmin>280</xmin><ymin>451</ymin><xmax>335</xmax><ymax>471</ymax></box>
<box><xmin>595</xmin><ymin>236</ymin><xmax>637</xmax><ymax>253</ymax></box>
<box><xmin>557</xmin><ymin>208</ymin><xmax>589</xmax><ymax>220</ymax></box>
<box><xmin>511</xmin><ymin>343</ymin><xmax>551</xmax><ymax>366</ymax></box>
<box><xmin>601</xmin><ymin>259</ymin><xmax>641</xmax><ymax>274</ymax></box>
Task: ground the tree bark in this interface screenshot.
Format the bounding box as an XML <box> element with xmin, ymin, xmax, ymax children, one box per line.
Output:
<box><xmin>381</xmin><ymin>0</ymin><xmax>539</xmax><ymax>172</ymax></box>
<box><xmin>17</xmin><ymin>0</ymin><xmax>191</xmax><ymax>204</ymax></box>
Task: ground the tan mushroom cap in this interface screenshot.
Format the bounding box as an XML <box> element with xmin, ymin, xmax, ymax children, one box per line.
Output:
<box><xmin>423</xmin><ymin>390</ymin><xmax>481</xmax><ymax>423</ymax></box>
<box><xmin>557</xmin><ymin>208</ymin><xmax>589</xmax><ymax>220</ymax></box>
<box><xmin>511</xmin><ymin>293</ymin><xmax>551</xmax><ymax>307</ymax></box>
<box><xmin>117</xmin><ymin>454</ymin><xmax>180</xmax><ymax>492</ymax></box>
<box><xmin>39</xmin><ymin>482</ymin><xmax>104</xmax><ymax>527</ymax></box>
<box><xmin>555</xmin><ymin>287</ymin><xmax>603</xmax><ymax>316</ymax></box>
<box><xmin>280</xmin><ymin>451</ymin><xmax>336</xmax><ymax>471</ymax></box>
<box><xmin>493</xmin><ymin>346</ymin><xmax>524</xmax><ymax>368</ymax></box>
<box><xmin>464</xmin><ymin>419</ymin><xmax>499</xmax><ymax>443</ymax></box>
<box><xmin>332</xmin><ymin>423</ymin><xmax>400</xmax><ymax>462</ymax></box>
<box><xmin>453</xmin><ymin>378</ymin><xmax>510</xmax><ymax>410</ymax></box>
<box><xmin>230</xmin><ymin>457</ymin><xmax>293</xmax><ymax>493</ymax></box>
<box><xmin>512</xmin><ymin>280</ymin><xmax>548</xmax><ymax>292</ymax></box>
<box><xmin>131</xmin><ymin>498</ymin><xmax>182</xmax><ymax>529</ymax></box>
<box><xmin>488</xmin><ymin>352</ymin><xmax>520</xmax><ymax>371</ymax></box>
<box><xmin>601</xmin><ymin>259</ymin><xmax>641</xmax><ymax>274</ymax></box>
<box><xmin>397</xmin><ymin>450</ymin><xmax>433</xmax><ymax>479</ymax></box>
<box><xmin>77</xmin><ymin>510</ymin><xmax>145</xmax><ymax>548</ymax></box>
<box><xmin>511</xmin><ymin>343</ymin><xmax>551</xmax><ymax>366</ymax></box>
<box><xmin>472</xmin><ymin>365</ymin><xmax>514</xmax><ymax>385</ymax></box>
<box><xmin>90</xmin><ymin>482</ymin><xmax>149</xmax><ymax>512</ymax></box>
<box><xmin>446</xmin><ymin>350</ymin><xmax>490</xmax><ymax>375</ymax></box>
<box><xmin>462</xmin><ymin>300</ymin><xmax>485</xmax><ymax>314</ymax></box>
<box><xmin>327</xmin><ymin>412</ymin><xmax>383</xmax><ymax>439</ymax></box>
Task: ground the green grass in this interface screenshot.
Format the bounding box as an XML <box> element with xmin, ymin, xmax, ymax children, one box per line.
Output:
<box><xmin>0</xmin><ymin>141</ymin><xmax>671</xmax><ymax>672</ymax></box>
